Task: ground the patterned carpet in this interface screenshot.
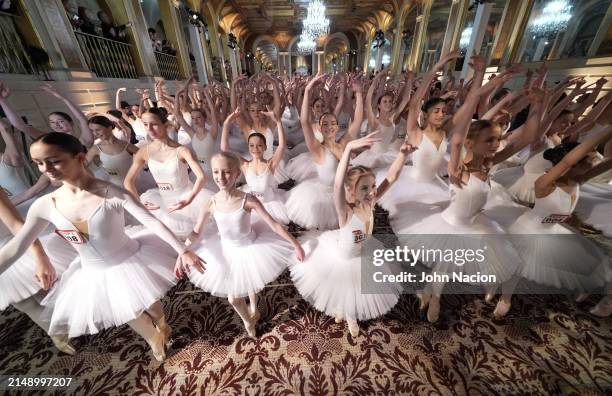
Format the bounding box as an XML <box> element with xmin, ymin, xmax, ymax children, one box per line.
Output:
<box><xmin>1</xmin><ymin>207</ymin><xmax>611</xmax><ymax>395</ymax></box>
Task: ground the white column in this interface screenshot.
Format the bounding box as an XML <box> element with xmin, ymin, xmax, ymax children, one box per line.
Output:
<box><xmin>375</xmin><ymin>45</ymin><xmax>383</xmax><ymax>71</ymax></box>
<box><xmin>533</xmin><ymin>38</ymin><xmax>548</xmax><ymax>62</ymax></box>
<box><xmin>189</xmin><ymin>25</ymin><xmax>208</xmax><ymax>83</ymax></box>
<box><xmin>288</xmin><ymin>53</ymin><xmax>292</xmax><ymax>76</ymax></box>
<box><xmin>461</xmin><ymin>2</ymin><xmax>493</xmax><ymax>79</ymax></box>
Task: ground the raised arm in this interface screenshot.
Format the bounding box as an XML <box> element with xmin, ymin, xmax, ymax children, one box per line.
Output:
<box><xmin>392</xmin><ymin>71</ymin><xmax>414</xmax><ymax>123</ymax></box>
<box><xmin>376</xmin><ymin>141</ymin><xmax>418</xmax><ymax>198</ymax></box>
<box><xmin>571</xmin><ymin>78</ymin><xmax>607</xmax><ymax>118</ymax></box>
<box><xmin>366</xmin><ymin>70</ymin><xmax>386</xmax><ymax>130</ymax></box>
<box><xmin>41</xmin><ymin>84</ymin><xmax>93</xmax><ymax>147</ymax></box>
<box><xmin>300</xmin><ymin>74</ymin><xmax>326</xmax><ymax>155</ymax></box>
<box><xmin>0</xmin><ymin>119</ymin><xmax>24</xmax><ymax>166</ymax></box>
<box><xmin>202</xmin><ymin>87</ymin><xmax>220</xmax><ymax>139</ymax></box>
<box><xmin>535</xmin><ymin>126</ymin><xmax>612</xmax><ymax>193</ymax></box>
<box><xmin>262</xmin><ymin>110</ymin><xmax>285</xmax><ymax>172</ymax></box>
<box><xmin>0</xmin><ymin>81</ymin><xmax>45</xmax><ymax>138</ymax></box>
<box><xmin>340</xmin><ymin>80</ymin><xmax>365</xmax><ymax>145</ymax></box>
<box><xmin>174</xmin><ymin>89</ymin><xmax>196</xmax><ymax>137</ymax></box>
<box><xmin>220</xmin><ymin>109</ymin><xmax>248</xmax><ymax>164</ymax></box>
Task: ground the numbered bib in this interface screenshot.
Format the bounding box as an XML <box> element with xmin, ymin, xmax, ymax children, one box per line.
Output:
<box><xmin>56</xmin><ymin>229</ymin><xmax>86</xmax><ymax>244</ymax></box>
<box><xmin>158</xmin><ymin>183</ymin><xmax>174</xmax><ymax>192</ymax></box>
<box><xmin>1</xmin><ymin>187</ymin><xmax>12</xmax><ymax>197</ymax></box>
<box><xmin>252</xmin><ymin>191</ymin><xmax>264</xmax><ymax>200</ymax></box>
<box><xmin>104</xmin><ymin>168</ymin><xmax>119</xmax><ymax>177</ymax></box>
<box><xmin>542</xmin><ymin>214</ymin><xmax>571</xmax><ymax>224</ymax></box>
<box><xmin>352</xmin><ymin>229</ymin><xmax>366</xmax><ymax>244</ymax></box>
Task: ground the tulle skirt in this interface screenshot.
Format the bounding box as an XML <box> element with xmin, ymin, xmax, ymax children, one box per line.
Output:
<box><xmin>188</xmin><ymin>220</ymin><xmax>292</xmax><ymax>297</ymax></box>
<box><xmin>394</xmin><ymin>208</ymin><xmax>522</xmax><ymax>284</ymax></box>
<box><xmin>0</xmin><ymin>233</ymin><xmax>76</xmax><ymax>310</ymax></box>
<box><xmin>41</xmin><ymin>227</ymin><xmax>178</xmax><ymax>337</ymax></box>
<box><xmin>140</xmin><ymin>185</ymin><xmax>213</xmax><ymax>238</ymax></box>
<box><xmin>285</xmin><ymin>151</ymin><xmax>317</xmax><ymax>182</ymax></box>
<box><xmin>492</xmin><ymin>167</ymin><xmax>540</xmax><ymax>205</ymax></box>
<box><xmin>289</xmin><ymin>231</ymin><xmax>401</xmax><ymax>320</ymax></box>
<box><xmin>375</xmin><ymin>168</ymin><xmax>449</xmax><ymax>217</ymax></box>
<box><xmin>239</xmin><ymin>186</ymin><xmax>290</xmax><ymax>224</ymax></box>
<box><xmin>285</xmin><ymin>179</ymin><xmax>338</xmax><ymax>230</ymax></box>
<box><xmin>507</xmin><ymin>213</ymin><xmax>608</xmax><ymax>291</ymax></box>
<box><xmin>574</xmin><ymin>182</ymin><xmax>612</xmax><ymax>237</ymax></box>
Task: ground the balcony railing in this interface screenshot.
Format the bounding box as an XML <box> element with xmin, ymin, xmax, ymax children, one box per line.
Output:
<box><xmin>75</xmin><ymin>31</ymin><xmax>138</xmax><ymax>79</ymax></box>
<box><xmin>154</xmin><ymin>51</ymin><xmax>180</xmax><ymax>80</ymax></box>
<box><xmin>0</xmin><ymin>11</ymin><xmax>36</xmax><ymax>74</ymax></box>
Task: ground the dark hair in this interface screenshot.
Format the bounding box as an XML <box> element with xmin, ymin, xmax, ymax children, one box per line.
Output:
<box><xmin>49</xmin><ymin>111</ymin><xmax>73</xmax><ymax>123</ymax></box>
<box><xmin>491</xmin><ymin>88</ymin><xmax>511</xmax><ymax>104</ymax></box>
<box><xmin>311</xmin><ymin>97</ymin><xmax>324</xmax><ymax>107</ymax></box>
<box><xmin>148</xmin><ymin>28</ymin><xmax>156</xmax><ymax>34</ymax></box>
<box><xmin>377</xmin><ymin>92</ymin><xmax>395</xmax><ymax>106</ymax></box>
<box><xmin>143</xmin><ymin>107</ymin><xmax>168</xmax><ymax>123</ymax></box>
<box><xmin>88</xmin><ymin>115</ymin><xmax>114</xmax><ymax>128</ymax></box>
<box><xmin>248</xmin><ymin>132</ymin><xmax>267</xmax><ymax>145</ymax></box>
<box><xmin>422</xmin><ymin>97</ymin><xmax>446</xmax><ymax>112</ymax></box>
<box><xmin>558</xmin><ymin>109</ymin><xmax>573</xmax><ymax>118</ymax></box>
<box><xmin>32</xmin><ymin>132</ymin><xmax>86</xmax><ymax>155</ymax></box>
<box><xmin>543</xmin><ymin>141</ymin><xmax>580</xmax><ymax>165</ymax></box>
<box><xmin>107</xmin><ymin>109</ymin><xmax>123</xmax><ymax>119</ymax></box>
<box><xmin>120</xmin><ymin>100</ymin><xmax>130</xmax><ymax>109</ymax></box>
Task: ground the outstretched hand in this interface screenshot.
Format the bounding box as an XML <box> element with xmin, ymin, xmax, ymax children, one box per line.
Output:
<box><xmin>347</xmin><ymin>131</ymin><xmax>382</xmax><ymax>151</ymax></box>
<box><xmin>174</xmin><ymin>250</ymin><xmax>206</xmax><ymax>278</ymax></box>
<box><xmin>34</xmin><ymin>255</ymin><xmax>57</xmax><ymax>290</ymax></box>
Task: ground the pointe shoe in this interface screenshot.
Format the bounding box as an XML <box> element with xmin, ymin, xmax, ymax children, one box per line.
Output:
<box><xmin>416</xmin><ymin>291</ymin><xmax>430</xmax><ymax>310</ymax></box>
<box><xmin>51</xmin><ymin>335</ymin><xmax>76</xmax><ymax>355</ymax></box>
<box><xmin>493</xmin><ymin>299</ymin><xmax>512</xmax><ymax>318</ymax></box>
<box><xmin>485</xmin><ymin>286</ymin><xmax>498</xmax><ymax>303</ymax></box>
<box><xmin>427</xmin><ymin>297</ymin><xmax>440</xmax><ymax>323</ymax></box>
<box><xmin>590</xmin><ymin>298</ymin><xmax>612</xmax><ymax>317</ymax></box>
<box><xmin>346</xmin><ymin>320</ymin><xmax>360</xmax><ymax>338</ymax></box>
<box><xmin>149</xmin><ymin>331</ymin><xmax>166</xmax><ymax>362</ymax></box>
<box><xmin>334</xmin><ymin>314</ymin><xmax>343</xmax><ymax>323</ymax></box>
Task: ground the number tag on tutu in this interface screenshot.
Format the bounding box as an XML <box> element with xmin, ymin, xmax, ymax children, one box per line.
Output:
<box><xmin>353</xmin><ymin>229</ymin><xmax>366</xmax><ymax>244</ymax></box>
<box><xmin>158</xmin><ymin>183</ymin><xmax>174</xmax><ymax>191</ymax></box>
<box><xmin>56</xmin><ymin>229</ymin><xmax>86</xmax><ymax>244</ymax></box>
<box><xmin>252</xmin><ymin>192</ymin><xmax>264</xmax><ymax>200</ymax></box>
<box><xmin>104</xmin><ymin>168</ymin><xmax>119</xmax><ymax>176</ymax></box>
<box><xmin>542</xmin><ymin>214</ymin><xmax>571</xmax><ymax>224</ymax></box>
<box><xmin>1</xmin><ymin>187</ymin><xmax>12</xmax><ymax>197</ymax></box>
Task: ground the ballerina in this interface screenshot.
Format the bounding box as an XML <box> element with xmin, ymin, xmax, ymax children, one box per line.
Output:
<box><xmin>290</xmin><ymin>132</ymin><xmax>415</xmax><ymax>337</ymax></box>
<box><xmin>186</xmin><ymin>152</ymin><xmax>304</xmax><ymax>337</ymax></box>
<box><xmin>124</xmin><ymin>108</ymin><xmax>213</xmax><ymax>238</ymax></box>
<box><xmin>351</xmin><ymin>69</ymin><xmax>413</xmax><ymax>169</ymax></box>
<box><xmin>284</xmin><ymin>73</ymin><xmax>364</xmax><ymax>230</ymax></box>
<box><xmin>0</xmin><ymin>118</ymin><xmax>33</xmax><ymax>207</ymax></box>
<box><xmin>0</xmin><ymin>81</ymin><xmax>94</xmax><ymax>148</ymax></box>
<box><xmin>395</xmin><ymin>61</ymin><xmax>545</xmax><ymax>322</ymax></box>
<box><xmin>505</xmin><ymin>129</ymin><xmax>612</xmax><ymax>294</ymax></box>
<box><xmin>0</xmin><ymin>188</ymin><xmax>77</xmax><ymax>354</ymax></box>
<box><xmin>0</xmin><ymin>132</ymin><xmax>205</xmax><ymax>361</ymax></box>
<box><xmin>221</xmin><ymin>108</ymin><xmax>290</xmax><ymax>224</ymax></box>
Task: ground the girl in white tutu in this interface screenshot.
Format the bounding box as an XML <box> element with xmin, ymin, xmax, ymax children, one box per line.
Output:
<box><xmin>185</xmin><ymin>152</ymin><xmax>304</xmax><ymax>337</ymax></box>
<box><xmin>374</xmin><ymin>55</ymin><xmax>460</xmax><ymax>215</ymax></box>
<box><xmin>290</xmin><ymin>132</ymin><xmax>415</xmax><ymax>337</ymax></box>
<box><xmin>221</xmin><ymin>108</ymin><xmax>289</xmax><ymax>224</ymax></box>
<box><xmin>0</xmin><ymin>118</ymin><xmax>35</xmax><ymax>210</ymax></box>
<box><xmin>173</xmin><ymin>80</ymin><xmax>220</xmax><ymax>190</ymax></box>
<box><xmin>506</xmin><ymin>129</ymin><xmax>612</xmax><ymax>293</ymax></box>
<box><xmin>124</xmin><ymin>108</ymin><xmax>213</xmax><ymax>238</ymax></box>
<box><xmin>0</xmin><ymin>132</ymin><xmax>205</xmax><ymax>361</ymax></box>
<box><xmin>285</xmin><ymin>74</ymin><xmax>364</xmax><ymax>230</ymax></box>
<box><xmin>351</xmin><ymin>69</ymin><xmax>413</xmax><ymax>169</ymax></box>
<box><xmin>0</xmin><ymin>188</ymin><xmax>77</xmax><ymax>354</ymax></box>
<box><xmin>396</xmin><ymin>61</ymin><xmax>546</xmax><ymax>322</ymax></box>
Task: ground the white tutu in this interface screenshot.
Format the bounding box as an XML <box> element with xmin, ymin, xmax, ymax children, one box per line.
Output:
<box><xmin>240</xmin><ymin>185</ymin><xmax>289</xmax><ymax>224</ymax></box>
<box><xmin>0</xmin><ymin>233</ymin><xmax>76</xmax><ymax>310</ymax></box>
<box><xmin>140</xmin><ymin>186</ymin><xmax>212</xmax><ymax>238</ymax></box>
<box><xmin>285</xmin><ymin>151</ymin><xmax>317</xmax><ymax>182</ymax></box>
<box><xmin>41</xmin><ymin>227</ymin><xmax>178</xmax><ymax>337</ymax></box>
<box><xmin>393</xmin><ymin>177</ymin><xmax>522</xmax><ymax>284</ymax></box>
<box><xmin>285</xmin><ymin>179</ymin><xmax>338</xmax><ymax>230</ymax></box>
<box><xmin>188</xmin><ymin>219</ymin><xmax>292</xmax><ymax>298</ymax></box>
<box><xmin>375</xmin><ymin>167</ymin><xmax>449</xmax><ymax>217</ymax></box>
<box><xmin>351</xmin><ymin>146</ymin><xmax>397</xmax><ymax>170</ymax></box>
<box><xmin>574</xmin><ymin>182</ymin><xmax>612</xmax><ymax>237</ymax></box>
<box><xmin>290</xmin><ymin>230</ymin><xmax>401</xmax><ymax>320</ymax></box>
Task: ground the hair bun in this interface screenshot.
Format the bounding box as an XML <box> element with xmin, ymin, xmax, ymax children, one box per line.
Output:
<box><xmin>543</xmin><ymin>141</ymin><xmax>579</xmax><ymax>165</ymax></box>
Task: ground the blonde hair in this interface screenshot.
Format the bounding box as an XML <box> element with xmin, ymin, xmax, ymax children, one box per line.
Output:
<box><xmin>466</xmin><ymin>119</ymin><xmax>498</xmax><ymax>141</ymax></box>
<box><xmin>345</xmin><ymin>165</ymin><xmax>375</xmax><ymax>192</ymax></box>
<box><xmin>212</xmin><ymin>151</ymin><xmax>241</xmax><ymax>171</ymax></box>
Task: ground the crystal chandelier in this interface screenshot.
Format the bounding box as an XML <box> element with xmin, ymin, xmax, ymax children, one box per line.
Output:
<box><xmin>530</xmin><ymin>0</ymin><xmax>572</xmax><ymax>38</ymax></box>
<box><xmin>297</xmin><ymin>32</ymin><xmax>316</xmax><ymax>54</ymax></box>
<box><xmin>459</xmin><ymin>26</ymin><xmax>473</xmax><ymax>52</ymax></box>
<box><xmin>303</xmin><ymin>0</ymin><xmax>329</xmax><ymax>38</ymax></box>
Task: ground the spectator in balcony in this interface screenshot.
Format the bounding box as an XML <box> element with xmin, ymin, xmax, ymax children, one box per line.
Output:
<box><xmin>148</xmin><ymin>28</ymin><xmax>162</xmax><ymax>52</ymax></box>
<box><xmin>97</xmin><ymin>11</ymin><xmax>130</xmax><ymax>43</ymax></box>
<box><xmin>73</xmin><ymin>6</ymin><xmax>97</xmax><ymax>35</ymax></box>
<box><xmin>0</xmin><ymin>0</ymin><xmax>18</xmax><ymax>14</ymax></box>
<box><xmin>161</xmin><ymin>40</ymin><xmax>177</xmax><ymax>56</ymax></box>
